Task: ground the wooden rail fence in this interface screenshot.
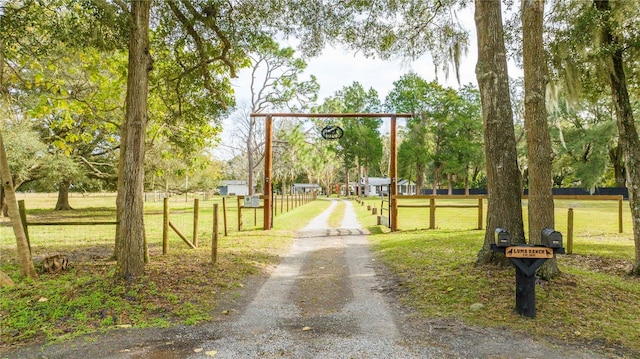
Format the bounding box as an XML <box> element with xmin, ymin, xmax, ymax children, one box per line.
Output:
<box><xmin>391</xmin><ymin>195</ymin><xmax>485</xmax><ymax>231</ymax></box>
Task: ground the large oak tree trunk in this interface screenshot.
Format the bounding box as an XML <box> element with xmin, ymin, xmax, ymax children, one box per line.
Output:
<box><xmin>0</xmin><ymin>133</ymin><xmax>37</xmax><ymax>279</ymax></box>
<box><xmin>594</xmin><ymin>0</ymin><xmax>640</xmax><ymax>275</ymax></box>
<box><xmin>54</xmin><ymin>179</ymin><xmax>73</xmax><ymax>210</ymax></box>
<box><xmin>115</xmin><ymin>0</ymin><xmax>153</xmax><ymax>280</ymax></box>
<box><xmin>474</xmin><ymin>0</ymin><xmax>525</xmax><ymax>266</ymax></box>
<box><xmin>522</xmin><ymin>0</ymin><xmax>559</xmax><ymax>279</ymax></box>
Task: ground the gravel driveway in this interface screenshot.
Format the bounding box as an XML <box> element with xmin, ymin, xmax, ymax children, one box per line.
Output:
<box><xmin>5</xmin><ymin>199</ymin><xmax>615</xmax><ymax>358</ymax></box>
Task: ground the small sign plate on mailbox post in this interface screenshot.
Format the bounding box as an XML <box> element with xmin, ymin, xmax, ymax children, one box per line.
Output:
<box><xmin>505</xmin><ymin>246</ymin><xmax>553</xmax><ymax>259</ymax></box>
<box><xmin>244</xmin><ymin>196</ymin><xmax>260</xmax><ymax>208</ymax></box>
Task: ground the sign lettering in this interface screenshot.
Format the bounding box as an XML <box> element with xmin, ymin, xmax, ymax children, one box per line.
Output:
<box><xmin>505</xmin><ymin>246</ymin><xmax>554</xmax><ymax>259</ymax></box>
<box><xmin>321</xmin><ymin>125</ymin><xmax>344</xmax><ymax>140</ymax></box>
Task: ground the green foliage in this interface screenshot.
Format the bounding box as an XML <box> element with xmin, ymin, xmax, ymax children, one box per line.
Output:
<box><xmin>385</xmin><ymin>73</ymin><xmax>483</xmax><ymax>191</ymax></box>
<box><xmin>0</xmin><ymin>115</ymin><xmax>48</xmax><ymax>186</ymax></box>
<box><xmin>248</xmin><ymin>38</ymin><xmax>320</xmax><ymax>113</ymax></box>
<box><xmin>545</xmin><ymin>0</ymin><xmax>640</xmax><ymax>191</ymax></box>
<box><xmin>2</xmin><ymin>2</ymin><xmax>127</xmax><ymax>194</ymax></box>
<box><xmin>316</xmin><ymin>82</ymin><xmax>383</xmax><ymax>180</ymax></box>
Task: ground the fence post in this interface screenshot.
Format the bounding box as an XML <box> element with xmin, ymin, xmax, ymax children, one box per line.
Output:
<box><xmin>567</xmin><ymin>208</ymin><xmax>574</xmax><ymax>254</ymax></box>
<box><xmin>17</xmin><ymin>200</ymin><xmax>32</xmax><ymax>255</ymax></box>
<box><xmin>163</xmin><ymin>197</ymin><xmax>169</xmax><ymax>254</ymax></box>
<box><xmin>193</xmin><ymin>198</ymin><xmax>199</xmax><ymax>247</ymax></box>
<box><xmin>212</xmin><ymin>203</ymin><xmax>219</xmax><ymax>264</ymax></box>
<box><xmin>477</xmin><ymin>197</ymin><xmax>483</xmax><ymax>230</ymax></box>
<box><xmin>222</xmin><ymin>197</ymin><xmax>228</xmax><ymax>236</ymax></box>
<box><xmin>618</xmin><ymin>196</ymin><xmax>623</xmax><ymax>233</ymax></box>
<box><xmin>429</xmin><ymin>198</ymin><xmax>436</xmax><ymax>229</ymax></box>
<box><xmin>237</xmin><ymin>196</ymin><xmax>243</xmax><ymax>231</ymax></box>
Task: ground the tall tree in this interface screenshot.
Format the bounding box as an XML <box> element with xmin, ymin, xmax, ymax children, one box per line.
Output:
<box><xmin>475</xmin><ymin>0</ymin><xmax>525</xmax><ymax>265</ymax></box>
<box><xmin>548</xmin><ymin>98</ymin><xmax>616</xmax><ymax>190</ymax></box>
<box><xmin>386</xmin><ymin>74</ymin><xmax>482</xmax><ymax>196</ymax></box>
<box><xmin>454</xmin><ymin>84</ymin><xmax>484</xmax><ymax>194</ymax></box>
<box><xmin>522</xmin><ymin>0</ymin><xmax>558</xmax><ymax>278</ymax></box>
<box><xmin>237</xmin><ymin>40</ymin><xmax>318</xmax><ymax>194</ymax></box>
<box><xmin>115</xmin><ymin>0</ymin><xmax>153</xmax><ymax>279</ymax></box>
<box><xmin>0</xmin><ymin>131</ymin><xmax>37</xmax><ymax>279</ymax></box>
<box><xmin>547</xmin><ymin>0</ymin><xmax>640</xmax><ymax>274</ymax></box>
<box><xmin>593</xmin><ymin>0</ymin><xmax>640</xmax><ymax>275</ymax></box>
<box><xmin>322</xmin><ymin>82</ymin><xmax>382</xmax><ymax>196</ymax></box>
<box><xmin>385</xmin><ymin>73</ymin><xmax>432</xmax><ymax>193</ymax></box>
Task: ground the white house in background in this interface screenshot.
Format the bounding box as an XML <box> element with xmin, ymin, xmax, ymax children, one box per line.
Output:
<box><xmin>361</xmin><ymin>177</ymin><xmax>390</xmax><ymax>196</ymax></box>
<box><xmin>398</xmin><ymin>179</ymin><xmax>417</xmax><ymax>195</ymax></box>
<box><xmin>293</xmin><ymin>183</ymin><xmax>321</xmax><ymax>194</ymax></box>
<box><xmin>358</xmin><ymin>177</ymin><xmax>416</xmax><ymax>196</ymax></box>
<box><xmin>218</xmin><ymin>180</ymin><xmax>249</xmax><ymax>196</ymax></box>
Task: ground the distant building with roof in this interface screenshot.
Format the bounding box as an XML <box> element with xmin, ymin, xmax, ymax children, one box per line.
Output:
<box><xmin>293</xmin><ymin>183</ymin><xmax>321</xmax><ymax>194</ymax></box>
<box><xmin>219</xmin><ymin>180</ymin><xmax>249</xmax><ymax>196</ymax></box>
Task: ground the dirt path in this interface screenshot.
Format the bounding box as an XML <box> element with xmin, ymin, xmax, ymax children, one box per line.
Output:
<box><xmin>5</xmin><ymin>199</ymin><xmax>614</xmax><ymax>358</ymax></box>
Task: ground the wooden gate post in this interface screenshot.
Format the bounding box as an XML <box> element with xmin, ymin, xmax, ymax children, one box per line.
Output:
<box><xmin>263</xmin><ymin>114</ymin><xmax>273</xmax><ymax>230</ymax></box>
<box><xmin>390</xmin><ymin>115</ymin><xmax>398</xmax><ymax>231</ymax></box>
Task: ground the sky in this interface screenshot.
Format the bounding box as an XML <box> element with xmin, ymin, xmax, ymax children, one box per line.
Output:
<box><xmin>232</xmin><ymin>44</ymin><xmax>479</xmax><ymax>106</ymax></box>
<box><xmin>228</xmin><ymin>5</ymin><xmax>482</xmax><ymax>105</ymax></box>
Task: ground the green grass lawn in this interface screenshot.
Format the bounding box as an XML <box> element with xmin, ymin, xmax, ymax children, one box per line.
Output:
<box><xmin>354</xmin><ymin>196</ymin><xmax>640</xmax><ymax>355</ymax></box>
<box><xmin>0</xmin><ymin>193</ymin><xmax>329</xmax><ymax>348</ymax></box>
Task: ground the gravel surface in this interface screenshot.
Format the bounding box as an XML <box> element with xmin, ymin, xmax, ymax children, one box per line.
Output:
<box><xmin>4</xmin><ymin>199</ymin><xmax>619</xmax><ymax>358</ymax></box>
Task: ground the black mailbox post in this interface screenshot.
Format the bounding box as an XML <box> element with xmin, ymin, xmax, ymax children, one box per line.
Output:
<box><xmin>490</xmin><ymin>228</ymin><xmax>565</xmax><ymax>318</ymax></box>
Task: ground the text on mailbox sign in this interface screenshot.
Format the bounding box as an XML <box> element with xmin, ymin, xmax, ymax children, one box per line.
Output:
<box><xmin>505</xmin><ymin>246</ymin><xmax>554</xmax><ymax>259</ymax></box>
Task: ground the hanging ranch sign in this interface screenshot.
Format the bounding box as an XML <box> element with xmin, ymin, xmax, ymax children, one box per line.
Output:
<box><xmin>321</xmin><ymin>125</ymin><xmax>344</xmax><ymax>140</ymax></box>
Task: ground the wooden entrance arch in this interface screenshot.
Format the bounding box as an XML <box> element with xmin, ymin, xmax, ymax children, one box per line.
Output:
<box><xmin>250</xmin><ymin>112</ymin><xmax>412</xmax><ymax>230</ymax></box>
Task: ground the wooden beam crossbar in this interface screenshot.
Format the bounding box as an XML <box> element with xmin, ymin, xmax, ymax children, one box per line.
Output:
<box><xmin>257</xmin><ymin>112</ymin><xmax>410</xmax><ymax>230</ymax></box>
<box><xmin>250</xmin><ymin>113</ymin><xmax>412</xmax><ymax>118</ymax></box>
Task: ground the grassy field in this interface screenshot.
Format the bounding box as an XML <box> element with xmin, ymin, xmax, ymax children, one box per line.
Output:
<box><xmin>1</xmin><ymin>194</ymin><xmax>639</xmax><ymax>356</ymax></box>
<box><xmin>0</xmin><ymin>193</ymin><xmax>326</xmax><ymax>348</ymax></box>
<box><xmin>355</xmin><ymin>195</ymin><xmax>640</xmax><ymax>356</ymax></box>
